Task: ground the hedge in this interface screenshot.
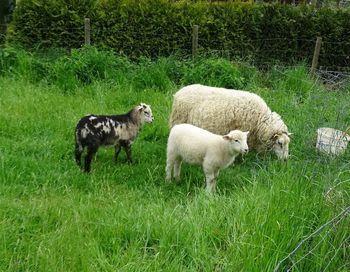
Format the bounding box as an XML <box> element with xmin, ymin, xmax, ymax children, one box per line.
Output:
<box><xmin>5</xmin><ymin>0</ymin><xmax>350</xmax><ymax>68</ymax></box>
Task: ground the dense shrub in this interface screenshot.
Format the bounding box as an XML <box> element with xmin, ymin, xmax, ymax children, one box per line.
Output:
<box><xmin>5</xmin><ymin>0</ymin><xmax>350</xmax><ymax>68</ymax></box>
<box><xmin>6</xmin><ymin>0</ymin><xmax>97</xmax><ymax>48</ymax></box>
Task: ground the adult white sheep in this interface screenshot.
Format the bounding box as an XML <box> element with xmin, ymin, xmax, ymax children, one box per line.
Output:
<box><xmin>166</xmin><ymin>124</ymin><xmax>249</xmax><ymax>193</ymax></box>
<box><xmin>169</xmin><ymin>84</ymin><xmax>291</xmax><ymax>160</ymax></box>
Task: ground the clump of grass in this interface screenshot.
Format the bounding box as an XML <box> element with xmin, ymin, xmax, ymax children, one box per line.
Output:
<box><xmin>130</xmin><ymin>57</ymin><xmax>177</xmax><ymax>92</ymax></box>
<box><xmin>181</xmin><ymin>57</ymin><xmax>259</xmax><ymax>90</ymax></box>
<box><xmin>269</xmin><ymin>64</ymin><xmax>316</xmax><ymax>101</ymax></box>
<box><xmin>48</xmin><ymin>46</ymin><xmax>131</xmax><ymax>92</ymax></box>
<box><xmin>0</xmin><ymin>47</ymin><xmax>50</xmax><ymax>82</ymax></box>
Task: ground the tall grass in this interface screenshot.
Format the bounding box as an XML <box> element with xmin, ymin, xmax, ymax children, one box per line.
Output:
<box><xmin>0</xmin><ymin>47</ymin><xmax>350</xmax><ymax>271</ymax></box>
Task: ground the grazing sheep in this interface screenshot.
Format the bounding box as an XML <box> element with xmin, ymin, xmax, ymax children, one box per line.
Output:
<box><xmin>75</xmin><ymin>103</ymin><xmax>154</xmax><ymax>173</ymax></box>
<box><xmin>166</xmin><ymin>123</ymin><xmax>249</xmax><ymax>193</ymax></box>
<box><xmin>169</xmin><ymin>84</ymin><xmax>291</xmax><ymax>160</ymax></box>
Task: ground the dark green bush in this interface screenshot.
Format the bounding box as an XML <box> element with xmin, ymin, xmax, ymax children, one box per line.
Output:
<box><xmin>6</xmin><ymin>0</ymin><xmax>97</xmax><ymax>48</ymax></box>
<box><xmin>6</xmin><ymin>0</ymin><xmax>350</xmax><ymax>69</ymax></box>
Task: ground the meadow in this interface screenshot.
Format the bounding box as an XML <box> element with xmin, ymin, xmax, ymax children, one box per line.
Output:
<box><xmin>0</xmin><ymin>47</ymin><xmax>350</xmax><ymax>271</ymax></box>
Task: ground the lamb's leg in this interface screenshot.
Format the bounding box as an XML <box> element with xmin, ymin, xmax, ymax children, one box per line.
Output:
<box><xmin>165</xmin><ymin>155</ymin><xmax>174</xmax><ymax>181</ymax></box>
<box><xmin>166</xmin><ymin>152</ymin><xmax>180</xmax><ymax>182</ymax></box>
<box><xmin>75</xmin><ymin>142</ymin><xmax>83</xmax><ymax>168</ymax></box>
<box><xmin>173</xmin><ymin>157</ymin><xmax>182</xmax><ymax>182</ymax></box>
<box><xmin>203</xmin><ymin>166</ymin><xmax>218</xmax><ymax>193</ymax></box>
<box><xmin>114</xmin><ymin>143</ymin><xmax>122</xmax><ymax>162</ymax></box>
<box><xmin>84</xmin><ymin>145</ymin><xmax>99</xmax><ymax>173</ymax></box>
<box><xmin>123</xmin><ymin>141</ymin><xmax>133</xmax><ymax>164</ymax></box>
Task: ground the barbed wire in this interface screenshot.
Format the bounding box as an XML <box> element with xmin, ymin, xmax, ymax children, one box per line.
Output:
<box><xmin>265</xmin><ymin>64</ymin><xmax>350</xmax><ymax>90</ymax></box>
<box><xmin>273</xmin><ymin>204</ymin><xmax>350</xmax><ymax>271</ymax></box>
<box><xmin>322</xmin><ymin>234</ymin><xmax>350</xmax><ymax>271</ymax></box>
<box><xmin>317</xmin><ymin>69</ymin><xmax>350</xmax><ymax>90</ymax></box>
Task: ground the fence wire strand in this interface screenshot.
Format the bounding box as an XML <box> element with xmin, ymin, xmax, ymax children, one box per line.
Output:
<box><xmin>274</xmin><ymin>204</ymin><xmax>350</xmax><ymax>271</ymax></box>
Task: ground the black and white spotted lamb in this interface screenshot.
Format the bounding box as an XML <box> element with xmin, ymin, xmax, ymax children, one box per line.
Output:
<box><xmin>75</xmin><ymin>103</ymin><xmax>154</xmax><ymax>173</ymax></box>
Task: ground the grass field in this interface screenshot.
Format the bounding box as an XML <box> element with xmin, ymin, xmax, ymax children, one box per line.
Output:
<box><xmin>0</xmin><ymin>48</ymin><xmax>350</xmax><ymax>271</ymax></box>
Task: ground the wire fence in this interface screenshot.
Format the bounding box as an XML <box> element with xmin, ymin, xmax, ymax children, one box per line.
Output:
<box><xmin>1</xmin><ymin>22</ymin><xmax>349</xmax><ymax>90</ymax></box>
<box><xmin>274</xmin><ymin>204</ymin><xmax>350</xmax><ymax>271</ymax></box>
<box><xmin>0</xmin><ymin>19</ymin><xmax>350</xmax><ymax>90</ymax></box>
<box><xmin>1</xmin><ymin>21</ymin><xmax>350</xmax><ymax>69</ymax></box>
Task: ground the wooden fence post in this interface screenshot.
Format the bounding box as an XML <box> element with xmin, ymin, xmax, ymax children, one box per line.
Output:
<box><xmin>192</xmin><ymin>25</ymin><xmax>199</xmax><ymax>57</ymax></box>
<box><xmin>311</xmin><ymin>36</ymin><xmax>322</xmax><ymax>74</ymax></box>
<box><xmin>84</xmin><ymin>18</ymin><xmax>91</xmax><ymax>45</ymax></box>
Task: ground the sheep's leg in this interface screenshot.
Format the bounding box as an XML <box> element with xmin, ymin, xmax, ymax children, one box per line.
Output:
<box><xmin>173</xmin><ymin>158</ymin><xmax>182</xmax><ymax>182</ymax></box>
<box><xmin>84</xmin><ymin>145</ymin><xmax>99</xmax><ymax>173</ymax></box>
<box><xmin>114</xmin><ymin>143</ymin><xmax>122</xmax><ymax>162</ymax></box>
<box><xmin>203</xmin><ymin>167</ymin><xmax>218</xmax><ymax>193</ymax></box>
<box><xmin>123</xmin><ymin>141</ymin><xmax>133</xmax><ymax>164</ymax></box>
<box><xmin>165</xmin><ymin>155</ymin><xmax>174</xmax><ymax>181</ymax></box>
<box><xmin>75</xmin><ymin>142</ymin><xmax>83</xmax><ymax>168</ymax></box>
<box><xmin>166</xmin><ymin>153</ymin><xmax>180</xmax><ymax>182</ymax></box>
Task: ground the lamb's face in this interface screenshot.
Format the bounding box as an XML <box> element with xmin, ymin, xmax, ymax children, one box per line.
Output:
<box><xmin>224</xmin><ymin>130</ymin><xmax>249</xmax><ymax>154</ymax></box>
<box><xmin>272</xmin><ymin>133</ymin><xmax>290</xmax><ymax>160</ymax></box>
<box><xmin>138</xmin><ymin>103</ymin><xmax>154</xmax><ymax>123</ymax></box>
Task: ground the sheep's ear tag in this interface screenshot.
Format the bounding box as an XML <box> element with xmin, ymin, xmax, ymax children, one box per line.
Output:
<box><xmin>223</xmin><ymin>135</ymin><xmax>231</xmax><ymax>141</ymax></box>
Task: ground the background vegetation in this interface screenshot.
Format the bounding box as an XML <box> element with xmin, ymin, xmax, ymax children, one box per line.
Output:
<box><xmin>0</xmin><ymin>47</ymin><xmax>350</xmax><ymax>271</ymax></box>
<box><xmin>4</xmin><ymin>0</ymin><xmax>350</xmax><ymax>69</ymax></box>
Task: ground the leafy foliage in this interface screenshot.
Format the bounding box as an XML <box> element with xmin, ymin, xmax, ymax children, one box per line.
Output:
<box><xmin>5</xmin><ymin>0</ymin><xmax>350</xmax><ymax>68</ymax></box>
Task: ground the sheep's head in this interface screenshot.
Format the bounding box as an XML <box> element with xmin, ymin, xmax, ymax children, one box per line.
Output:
<box><xmin>138</xmin><ymin>103</ymin><xmax>154</xmax><ymax>123</ymax></box>
<box><xmin>272</xmin><ymin>132</ymin><xmax>291</xmax><ymax>160</ymax></box>
<box><xmin>223</xmin><ymin>130</ymin><xmax>249</xmax><ymax>155</ymax></box>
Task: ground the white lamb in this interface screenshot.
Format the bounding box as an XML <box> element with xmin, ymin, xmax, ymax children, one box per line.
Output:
<box><xmin>169</xmin><ymin>84</ymin><xmax>291</xmax><ymax>160</ymax></box>
<box><xmin>166</xmin><ymin>123</ymin><xmax>249</xmax><ymax>193</ymax></box>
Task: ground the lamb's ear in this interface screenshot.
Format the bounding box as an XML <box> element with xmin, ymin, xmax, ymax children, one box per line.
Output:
<box><xmin>245</xmin><ymin>131</ymin><xmax>250</xmax><ymax>136</ymax></box>
<box><xmin>223</xmin><ymin>135</ymin><xmax>231</xmax><ymax>141</ymax></box>
<box><xmin>345</xmin><ymin>134</ymin><xmax>350</xmax><ymax>141</ymax></box>
<box><xmin>288</xmin><ymin>132</ymin><xmax>293</xmax><ymax>136</ymax></box>
<box><xmin>137</xmin><ymin>105</ymin><xmax>143</xmax><ymax>112</ymax></box>
<box><xmin>272</xmin><ymin>133</ymin><xmax>280</xmax><ymax>139</ymax></box>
